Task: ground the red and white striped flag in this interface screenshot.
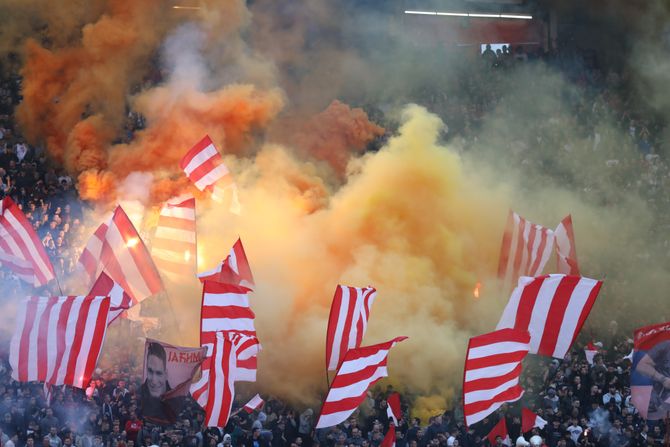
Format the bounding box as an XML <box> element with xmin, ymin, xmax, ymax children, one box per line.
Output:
<box><xmin>316</xmin><ymin>336</ymin><xmax>407</xmax><ymax>429</ymax></box>
<box><xmin>243</xmin><ymin>394</ymin><xmax>264</xmax><ymax>413</ymax></box>
<box><xmin>180</xmin><ymin>135</ymin><xmax>240</xmax><ymax>214</ymax></box>
<box><xmin>325</xmin><ymin>285</ymin><xmax>377</xmax><ymax>371</ymax></box>
<box><xmin>89</xmin><ymin>272</ymin><xmax>134</xmax><ymax>324</ymax></box>
<box><xmin>387</xmin><ymin>392</ymin><xmax>402</xmax><ymax>425</ymax></box>
<box><xmin>190</xmin><ymin>282</ymin><xmax>261</xmax><ymax>407</ymax></box>
<box><xmin>77</xmin><ymin>206</ymin><xmax>163</xmax><ymax>302</ymax></box>
<box><xmin>463</xmin><ymin>328</ymin><xmax>530</xmax><ymax>427</ymax></box>
<box><xmin>380</xmin><ymin>424</ymin><xmax>396</xmax><ymax>447</ymax></box>
<box><xmin>0</xmin><ymin>197</ymin><xmax>55</xmax><ymax>286</ymax></box>
<box><xmin>198</xmin><ymin>238</ymin><xmax>254</xmax><ymax>288</ymax></box>
<box><xmin>204</xmin><ymin>332</ymin><xmax>237</xmax><ymax>428</ymax></box>
<box><xmin>498</xmin><ymin>211</ymin><xmax>555</xmax><ymax>288</ymax></box>
<box><xmin>555</xmin><ymin>215</ymin><xmax>579</xmax><ymax>276</ymax></box>
<box><xmin>10</xmin><ymin>295</ymin><xmax>111</xmax><ymax>389</ymax></box>
<box><xmin>496</xmin><ymin>274</ymin><xmax>603</xmax><ymax>359</ymax></box>
<box><xmin>486</xmin><ymin>418</ymin><xmax>511</xmax><ymax>446</ymax></box>
<box><xmin>152</xmin><ymin>195</ymin><xmax>197</xmax><ymax>279</ymax></box>
<box><xmin>521</xmin><ymin>408</ymin><xmax>547</xmax><ymax>433</ymax></box>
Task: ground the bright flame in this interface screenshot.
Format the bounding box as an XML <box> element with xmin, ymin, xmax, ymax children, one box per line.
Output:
<box><xmin>184</xmin><ymin>250</ymin><xmax>191</xmax><ymax>262</ymax></box>
<box><xmin>473</xmin><ymin>282</ymin><xmax>481</xmax><ymax>299</ymax></box>
<box><xmin>126</xmin><ymin>238</ymin><xmax>139</xmax><ymax>248</ymax></box>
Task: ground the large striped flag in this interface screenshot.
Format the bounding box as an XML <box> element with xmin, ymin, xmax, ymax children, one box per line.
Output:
<box><xmin>554</xmin><ymin>215</ymin><xmax>580</xmax><ymax>276</ymax></box>
<box><xmin>89</xmin><ymin>272</ymin><xmax>133</xmax><ymax>324</ymax></box>
<box><xmin>316</xmin><ymin>336</ymin><xmax>407</xmax><ymax>429</ymax></box>
<box><xmin>498</xmin><ymin>211</ymin><xmax>555</xmax><ymax>288</ymax></box>
<box><xmin>151</xmin><ymin>195</ymin><xmax>197</xmax><ymax>279</ymax></box>
<box><xmin>9</xmin><ymin>295</ymin><xmax>111</xmax><ymax>388</ymax></box>
<box><xmin>77</xmin><ymin>206</ymin><xmax>163</xmax><ymax>303</ymax></box>
<box><xmin>198</xmin><ymin>238</ymin><xmax>254</xmax><ymax>288</ymax></box>
<box><xmin>191</xmin><ymin>282</ymin><xmax>261</xmax><ymax>407</ymax></box>
<box><xmin>0</xmin><ymin>197</ymin><xmax>55</xmax><ymax>286</ymax></box>
<box><xmin>180</xmin><ymin>135</ymin><xmax>240</xmax><ymax>214</ymax></box>
<box><xmin>496</xmin><ymin>275</ymin><xmax>603</xmax><ymax>359</ymax></box>
<box><xmin>463</xmin><ymin>328</ymin><xmax>530</xmax><ymax>427</ymax></box>
<box><xmin>325</xmin><ymin>285</ymin><xmax>377</xmax><ymax>371</ymax></box>
<box><xmin>204</xmin><ymin>332</ymin><xmax>238</xmax><ymax>428</ymax></box>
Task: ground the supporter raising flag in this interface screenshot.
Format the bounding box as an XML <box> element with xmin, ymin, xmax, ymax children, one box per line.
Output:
<box><xmin>0</xmin><ymin>197</ymin><xmax>55</xmax><ymax>287</ymax></box>
<box><xmin>316</xmin><ymin>336</ymin><xmax>407</xmax><ymax>429</ymax></box>
<box><xmin>486</xmin><ymin>418</ymin><xmax>511</xmax><ymax>446</ymax></box>
<box><xmin>151</xmin><ymin>195</ymin><xmax>197</xmax><ymax>280</ymax></box>
<box><xmin>198</xmin><ymin>238</ymin><xmax>254</xmax><ymax>288</ymax></box>
<box><xmin>325</xmin><ymin>285</ymin><xmax>377</xmax><ymax>371</ymax></box>
<box><xmin>243</xmin><ymin>394</ymin><xmax>264</xmax><ymax>413</ymax></box>
<box><xmin>180</xmin><ymin>135</ymin><xmax>241</xmax><ymax>214</ymax></box>
<box><xmin>10</xmin><ymin>295</ymin><xmax>111</xmax><ymax>389</ymax></box>
<box><xmin>521</xmin><ymin>408</ymin><xmax>547</xmax><ymax>433</ymax></box>
<box><xmin>463</xmin><ymin>329</ymin><xmax>530</xmax><ymax>427</ymax></box>
<box><xmin>387</xmin><ymin>392</ymin><xmax>402</xmax><ymax>425</ymax></box>
<box><xmin>496</xmin><ymin>274</ymin><xmax>603</xmax><ymax>359</ymax></box>
<box><xmin>554</xmin><ymin>215</ymin><xmax>580</xmax><ymax>275</ymax></box>
<box><xmin>380</xmin><ymin>424</ymin><xmax>396</xmax><ymax>447</ymax></box>
<box><xmin>77</xmin><ymin>205</ymin><xmax>163</xmax><ymax>303</ymax></box>
<box><xmin>498</xmin><ymin>210</ymin><xmax>555</xmax><ymax>289</ymax></box>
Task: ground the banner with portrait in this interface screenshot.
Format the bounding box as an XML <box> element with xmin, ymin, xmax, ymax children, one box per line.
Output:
<box><xmin>142</xmin><ymin>338</ymin><xmax>206</xmax><ymax>424</ymax></box>
<box><xmin>631</xmin><ymin>322</ymin><xmax>670</xmax><ymax>420</ymax></box>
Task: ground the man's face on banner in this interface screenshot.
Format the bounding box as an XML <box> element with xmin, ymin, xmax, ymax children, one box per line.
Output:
<box><xmin>147</xmin><ymin>353</ymin><xmax>167</xmax><ymax>397</ymax></box>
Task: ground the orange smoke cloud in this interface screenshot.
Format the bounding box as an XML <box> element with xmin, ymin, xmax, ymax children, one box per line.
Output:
<box><xmin>78</xmin><ymin>169</ymin><xmax>118</xmax><ymax>203</ymax></box>
<box><xmin>17</xmin><ymin>0</ymin><xmax>173</xmax><ymax>169</ymax></box>
<box><xmin>108</xmin><ymin>84</ymin><xmax>284</xmax><ymax>177</ymax></box>
<box><xmin>276</xmin><ymin>100</ymin><xmax>385</xmax><ymax>178</ymax></box>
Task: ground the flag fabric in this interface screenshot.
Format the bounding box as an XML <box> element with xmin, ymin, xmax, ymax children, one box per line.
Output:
<box><xmin>0</xmin><ymin>197</ymin><xmax>55</xmax><ymax>286</ymax></box>
<box><xmin>486</xmin><ymin>418</ymin><xmax>511</xmax><ymax>446</ymax></box>
<box><xmin>387</xmin><ymin>392</ymin><xmax>402</xmax><ymax>425</ymax></box>
<box><xmin>325</xmin><ymin>285</ymin><xmax>377</xmax><ymax>371</ymax></box>
<box><xmin>198</xmin><ymin>238</ymin><xmax>254</xmax><ymax>288</ymax></box>
<box><xmin>316</xmin><ymin>336</ymin><xmax>407</xmax><ymax>429</ymax></box>
<box><xmin>497</xmin><ymin>211</ymin><xmax>555</xmax><ymax>287</ymax></box>
<box><xmin>521</xmin><ymin>408</ymin><xmax>547</xmax><ymax>433</ymax></box>
<box><xmin>630</xmin><ymin>322</ymin><xmax>670</xmax><ymax>419</ymax></box>
<box><xmin>584</xmin><ymin>341</ymin><xmax>601</xmax><ymax>365</ymax></box>
<box><xmin>191</xmin><ymin>332</ymin><xmax>260</xmax><ymax>407</ymax></box>
<box><xmin>243</xmin><ymin>394</ymin><xmax>264</xmax><ymax>413</ymax></box>
<box><xmin>555</xmin><ymin>215</ymin><xmax>579</xmax><ymax>275</ymax></box>
<box><xmin>463</xmin><ymin>328</ymin><xmax>530</xmax><ymax>427</ymax></box>
<box><xmin>180</xmin><ymin>135</ymin><xmax>240</xmax><ymax>214</ymax></box>
<box><xmin>496</xmin><ymin>274</ymin><xmax>603</xmax><ymax>359</ymax></box>
<box><xmin>380</xmin><ymin>423</ymin><xmax>396</xmax><ymax>447</ymax></box>
<box><xmin>9</xmin><ymin>295</ymin><xmax>111</xmax><ymax>389</ymax></box>
<box><xmin>89</xmin><ymin>272</ymin><xmax>134</xmax><ymax>324</ymax></box>
<box><xmin>77</xmin><ymin>206</ymin><xmax>163</xmax><ymax>302</ymax></box>
<box><xmin>190</xmin><ymin>281</ymin><xmax>261</xmax><ymax>407</ymax></box>
<box><xmin>204</xmin><ymin>332</ymin><xmax>237</xmax><ymax>428</ymax></box>
<box><xmin>152</xmin><ymin>195</ymin><xmax>197</xmax><ymax>279</ymax></box>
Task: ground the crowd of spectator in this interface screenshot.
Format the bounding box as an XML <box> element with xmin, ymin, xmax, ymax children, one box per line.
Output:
<box><xmin>0</xmin><ymin>328</ymin><xmax>653</xmax><ymax>447</ymax></box>
<box><xmin>0</xmin><ymin>34</ymin><xmax>669</xmax><ymax>447</ymax></box>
